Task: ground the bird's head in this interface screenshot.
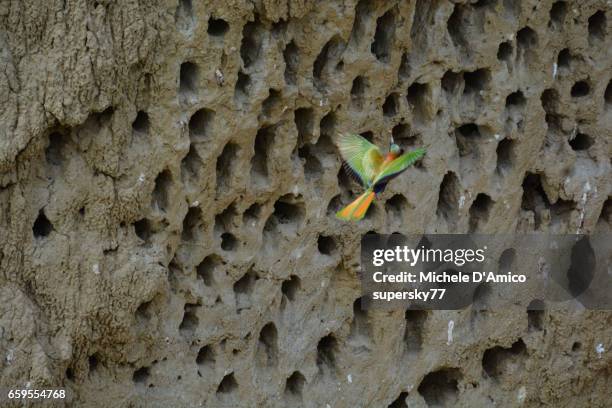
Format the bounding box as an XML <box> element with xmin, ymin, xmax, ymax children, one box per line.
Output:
<box><xmin>389</xmin><ymin>143</ymin><xmax>402</xmax><ymax>157</ymax></box>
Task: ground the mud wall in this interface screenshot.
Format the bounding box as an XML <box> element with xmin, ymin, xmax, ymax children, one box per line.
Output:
<box><xmin>0</xmin><ymin>0</ymin><xmax>611</xmax><ymax>407</ymax></box>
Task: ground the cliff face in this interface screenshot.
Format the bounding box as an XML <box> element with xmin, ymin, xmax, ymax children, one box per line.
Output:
<box><xmin>0</xmin><ymin>0</ymin><xmax>610</xmax><ymax>406</ymax></box>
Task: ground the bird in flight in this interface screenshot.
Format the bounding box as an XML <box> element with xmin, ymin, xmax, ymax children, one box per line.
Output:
<box><xmin>335</xmin><ymin>133</ymin><xmax>425</xmax><ymax>221</ymax></box>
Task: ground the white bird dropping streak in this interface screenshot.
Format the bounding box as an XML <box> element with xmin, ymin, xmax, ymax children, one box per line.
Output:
<box><xmin>517</xmin><ymin>386</ymin><xmax>527</xmax><ymax>404</ymax></box>
<box><xmin>447</xmin><ymin>320</ymin><xmax>454</xmax><ymax>345</ymax></box>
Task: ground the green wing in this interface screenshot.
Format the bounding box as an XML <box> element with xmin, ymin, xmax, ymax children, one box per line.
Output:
<box><xmin>337</xmin><ymin>133</ymin><xmax>383</xmax><ymax>186</ymax></box>
<box><xmin>372</xmin><ymin>148</ymin><xmax>426</xmax><ymax>187</ymax></box>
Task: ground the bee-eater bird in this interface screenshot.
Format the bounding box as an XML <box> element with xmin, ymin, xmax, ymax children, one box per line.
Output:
<box><xmin>335</xmin><ymin>133</ymin><xmax>425</xmax><ymax>221</ymax></box>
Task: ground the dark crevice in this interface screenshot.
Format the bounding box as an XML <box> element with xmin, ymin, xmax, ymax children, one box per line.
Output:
<box><xmin>189</xmin><ymin>108</ymin><xmax>215</xmax><ymax>141</ymax></box>
<box><xmin>216</xmin><ymin>142</ymin><xmax>240</xmax><ymax>193</ymax></box>
<box><xmin>281</xmin><ymin>275</ymin><xmax>300</xmax><ymax>301</ymax></box>
<box><xmin>482</xmin><ymin>339</ymin><xmax>527</xmax><ymax>379</ymax></box>
<box><xmin>208</xmin><ymin>18</ymin><xmax>229</xmax><ymax>37</ymax></box>
<box><xmin>437</xmin><ymin>172</ymin><xmax>461</xmax><ymax>224</ymax></box>
<box><xmin>151</xmin><ymin>169</ymin><xmax>172</xmax><ymax>212</ymax></box>
<box><xmin>418</xmin><ymin>368</ymin><xmax>462</xmax><ymax>406</ymax></box>
<box><xmin>179</xmin><ymin>62</ymin><xmax>198</xmax><ymax>98</ymax></box>
<box><xmin>469</xmin><ymin>193</ymin><xmax>493</xmax><ymax>232</ymax></box>
<box><xmin>371</xmin><ymin>7</ymin><xmax>397</xmax><ymax>63</ymax></box>
<box><xmin>283</xmin><ymin>40</ymin><xmax>299</xmax><ymax>85</ymax></box>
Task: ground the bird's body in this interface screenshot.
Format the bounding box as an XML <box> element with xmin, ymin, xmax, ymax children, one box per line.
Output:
<box><xmin>335</xmin><ymin>133</ymin><xmax>425</xmax><ymax>221</ymax></box>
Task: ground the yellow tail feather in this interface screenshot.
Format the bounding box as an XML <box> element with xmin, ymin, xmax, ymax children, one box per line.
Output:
<box><xmin>335</xmin><ymin>190</ymin><xmax>375</xmax><ymax>221</ymax></box>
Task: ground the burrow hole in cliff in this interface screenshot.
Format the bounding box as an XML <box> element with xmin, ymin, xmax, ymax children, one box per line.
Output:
<box><xmin>217</xmin><ymin>372</ymin><xmax>238</xmax><ymax>394</ymax></box>
<box><xmin>517</xmin><ymin>26</ymin><xmax>538</xmax><ymax>50</ymax></box>
<box><xmin>241</xmin><ymin>16</ymin><xmax>264</xmax><ymax>68</ymax></box>
<box><xmin>386</xmin><ymin>194</ymin><xmax>410</xmax><ymax>225</ymax></box>
<box><xmin>262</xmin><ymin>88</ymin><xmax>282</xmax><ymax>117</ymax></box>
<box><xmin>46</xmin><ymin>132</ymin><xmax>67</xmax><ymax>166</ymax></box>
<box><xmin>389</xmin><ymin>392</ymin><xmax>409</xmax><ymax>408</ymax></box>
<box><xmin>436</xmin><ymin>172</ymin><xmax>461</xmax><ymax>225</ymax></box>
<box><xmin>469</xmin><ymin>193</ymin><xmax>493</xmax><ymax>232</ymax></box>
<box><xmin>441</xmin><ymin>70</ymin><xmax>462</xmax><ymax>95</ymax></box>
<box><xmin>496</xmin><ymin>138</ymin><xmax>515</xmax><ymax>175</ymax></box>
<box><xmin>557</xmin><ymin>48</ymin><xmax>571</xmax><ymax>71</ymax></box>
<box><xmin>281</xmin><ymin>275</ymin><xmax>301</xmax><ymax>301</ymax></box>
<box><xmin>497</xmin><ymin>41</ymin><xmax>513</xmax><ymax>63</ymax></box>
<box><xmin>418</xmin><ymin>368</ymin><xmax>462</xmax><ymax>406</ymax></box>
<box><xmin>175</xmin><ymin>0</ymin><xmax>194</xmax><ymax>33</ymax></box>
<box><xmin>389</xmin><ymin>119</ymin><xmax>415</xmax><ymax>146</ymax></box>
<box><xmin>463</xmin><ymin>69</ymin><xmax>489</xmax><ymax>94</ymax></box>
<box><xmin>567</xmin><ymin>236</ymin><xmax>596</xmax><ymax>298</ymax></box>
<box><xmin>234</xmin><ymin>268</ymin><xmax>259</xmax><ymax>313</ymax></box>
<box><xmin>132</xmin><ymin>111</ymin><xmax>150</xmax><ymax>135</ymax></box>
<box><xmin>294</xmin><ymin>107</ymin><xmax>314</xmax><ymax>145</ymax></box>
<box><xmin>234</xmin><ymin>71</ymin><xmax>252</xmax><ymax>105</ymax></box>
<box><xmin>455</xmin><ymin>123</ymin><xmax>481</xmax><ymax>157</ymax></box>
<box><xmin>506</xmin><ymin>90</ymin><xmax>527</xmax><ymax>133</ymax></box>
<box><xmin>549</xmin><ymin>1</ymin><xmax>567</xmax><ymax>29</ymax></box>
<box><xmin>571</xmin><ymin>80</ymin><xmax>590</xmax><ymax>97</ymax></box>
<box><xmin>214</xmin><ymin>203</ymin><xmax>239</xmax><ymax>251</ymax></box>
<box><xmin>179</xmin><ymin>62</ymin><xmax>199</xmax><ymax>99</ymax></box>
<box><xmin>482</xmin><ymin>339</ymin><xmax>527</xmax><ymax>380</ymax></box>
<box><xmin>196</xmin><ymin>255</ymin><xmax>220</xmax><ymax>286</ymax></box>
<box><xmin>404</xmin><ymin>309</ymin><xmax>427</xmax><ymax>354</ymax></box>
<box><xmin>33</xmin><ymin>210</ymin><xmax>53</xmax><ymax>238</ymax></box>
<box><xmin>317</xmin><ymin>235</ymin><xmax>337</xmax><ymax>255</ymax></box>
<box><xmin>284</xmin><ymin>371</ymin><xmax>306</xmax><ymax>399</ymax></box>
<box><xmin>133</xmin><ymin>219</ymin><xmax>152</xmax><ymax>243</ymax></box>
<box><xmin>243</xmin><ymin>202</ymin><xmax>262</xmax><ymax>226</ymax></box>
<box><xmin>263</xmin><ymin>194</ymin><xmax>305</xmax><ymax>238</ymax></box>
<box><xmin>179</xmin><ymin>303</ymin><xmax>200</xmax><ymax>337</ymax></box>
<box><xmin>406</xmin><ymin>82</ymin><xmax>430</xmax><ymax>123</ymax></box>
<box><xmin>283</xmin><ymin>40</ymin><xmax>299</xmax><ymax>86</ymax></box>
<box><xmin>207</xmin><ymin>17</ymin><xmax>229</xmax><ymax>37</ymax></box>
<box><xmin>371</xmin><ymin>7</ymin><xmax>397</xmax><ymax>63</ymax></box>
<box><xmin>588</xmin><ymin>11</ymin><xmax>606</xmax><ymax>43</ymax></box>
<box><xmin>316</xmin><ymin>333</ymin><xmax>338</xmax><ymax>371</ymax></box>
<box><xmin>256</xmin><ymin>322</ymin><xmax>278</xmax><ymax>367</ymax></box>
<box><xmin>313</xmin><ymin>35</ymin><xmax>345</xmax><ymax>90</ymax></box>
<box><xmin>350</xmin><ymin>0</ymin><xmax>373</xmax><ymax>46</ymax></box>
<box><xmin>181</xmin><ymin>145</ymin><xmax>203</xmax><ymax>185</ymax></box>
<box><xmin>189</xmin><ymin>108</ymin><xmax>214</xmax><ymax>141</ymax></box>
<box><xmin>521</xmin><ymin>172</ymin><xmax>577</xmax><ymax>229</ymax></box>
<box><xmin>351</xmin><ymin>76</ymin><xmax>369</xmax><ymax>108</ymax></box>
<box><xmin>383</xmin><ymin>92</ymin><xmax>400</xmax><ymax>117</ymax></box>
<box><xmin>132</xmin><ymin>366</ymin><xmax>150</xmax><ymax>386</ymax></box>
<box><xmin>298</xmin><ymin>139</ymin><xmax>330</xmax><ymax>183</ymax></box>
<box><xmin>151</xmin><ymin>169</ymin><xmax>172</xmax><ymax>212</ymax></box>
<box><xmin>251</xmin><ymin>126</ymin><xmax>275</xmax><ymax>185</ymax></box>
<box><xmin>135</xmin><ymin>297</ymin><xmax>155</xmax><ymax>324</ymax></box>
<box><xmin>88</xmin><ymin>354</ymin><xmax>99</xmax><ymax>374</ymax></box>
<box><xmin>196</xmin><ymin>344</ymin><xmax>215</xmax><ymax>373</ymax></box>
<box><xmin>349</xmin><ymin>297</ymin><xmax>371</xmax><ymax>345</ymax></box>
<box><xmin>181</xmin><ymin>206</ymin><xmax>202</xmax><ymax>242</ymax></box>
<box><xmin>605</xmin><ymin>80</ymin><xmax>612</xmax><ymax>107</ymax></box>
<box><xmin>498</xmin><ymin>248</ymin><xmax>516</xmax><ymax>274</ymax></box>
<box><xmin>216</xmin><ymin>142</ymin><xmax>240</xmax><ymax>193</ymax></box>
<box><xmin>600</xmin><ymin>198</ymin><xmax>611</xmax><ymax>224</ymax></box>
<box><xmin>569</xmin><ymin>133</ymin><xmax>593</xmax><ymax>151</ymax></box>
<box><xmin>527</xmin><ymin>299</ymin><xmax>545</xmax><ymax>331</ymax></box>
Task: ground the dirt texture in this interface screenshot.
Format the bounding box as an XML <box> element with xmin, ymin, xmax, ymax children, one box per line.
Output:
<box><xmin>0</xmin><ymin>0</ymin><xmax>611</xmax><ymax>407</ymax></box>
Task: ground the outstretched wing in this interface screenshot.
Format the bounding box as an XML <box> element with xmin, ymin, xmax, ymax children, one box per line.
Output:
<box><xmin>337</xmin><ymin>134</ymin><xmax>383</xmax><ymax>186</ymax></box>
<box><xmin>372</xmin><ymin>148</ymin><xmax>426</xmax><ymax>188</ymax></box>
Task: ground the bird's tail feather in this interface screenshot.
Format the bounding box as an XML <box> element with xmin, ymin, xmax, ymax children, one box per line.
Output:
<box><xmin>336</xmin><ymin>190</ymin><xmax>376</xmax><ymax>221</ymax></box>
